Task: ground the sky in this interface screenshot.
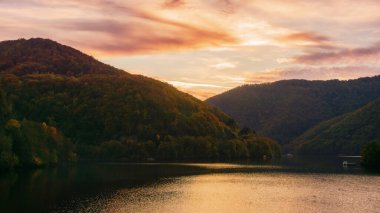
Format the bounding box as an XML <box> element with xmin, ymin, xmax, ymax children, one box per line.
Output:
<box><xmin>2</xmin><ymin>0</ymin><xmax>380</xmax><ymax>99</ymax></box>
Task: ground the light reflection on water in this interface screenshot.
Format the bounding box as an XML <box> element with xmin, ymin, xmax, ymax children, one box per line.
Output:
<box><xmin>1</xmin><ymin>162</ymin><xmax>379</xmax><ymax>213</ymax></box>
<box><xmin>70</xmin><ymin>165</ymin><xmax>380</xmax><ymax>213</ymax></box>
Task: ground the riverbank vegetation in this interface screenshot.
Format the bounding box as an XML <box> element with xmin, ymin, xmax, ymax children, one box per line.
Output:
<box><xmin>0</xmin><ymin>119</ymin><xmax>76</xmax><ymax>170</ymax></box>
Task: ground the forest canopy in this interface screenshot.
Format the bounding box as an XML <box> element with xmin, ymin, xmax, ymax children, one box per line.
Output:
<box><xmin>207</xmin><ymin>76</ymin><xmax>380</xmax><ymax>145</ymax></box>
<box><xmin>0</xmin><ymin>38</ymin><xmax>281</xmax><ymax>169</ymax></box>
<box><xmin>287</xmin><ymin>98</ymin><xmax>380</xmax><ymax>155</ymax></box>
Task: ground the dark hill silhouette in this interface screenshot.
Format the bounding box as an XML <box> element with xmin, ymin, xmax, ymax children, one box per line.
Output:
<box><xmin>206</xmin><ymin>76</ymin><xmax>380</xmax><ymax>144</ymax></box>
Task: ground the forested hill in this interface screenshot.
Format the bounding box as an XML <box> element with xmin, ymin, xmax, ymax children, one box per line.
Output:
<box><xmin>0</xmin><ymin>38</ymin><xmax>124</xmax><ymax>76</ymax></box>
<box><xmin>0</xmin><ymin>38</ymin><xmax>280</xmax><ymax>169</ymax></box>
<box><xmin>287</xmin><ymin>98</ymin><xmax>380</xmax><ymax>155</ymax></box>
<box><xmin>206</xmin><ymin>76</ymin><xmax>380</xmax><ymax>144</ymax></box>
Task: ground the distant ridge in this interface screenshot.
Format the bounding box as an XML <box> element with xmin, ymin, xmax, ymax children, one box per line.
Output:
<box><xmin>206</xmin><ymin>76</ymin><xmax>380</xmax><ymax>144</ymax></box>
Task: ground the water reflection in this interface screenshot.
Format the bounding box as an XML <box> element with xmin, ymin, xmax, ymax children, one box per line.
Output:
<box><xmin>0</xmin><ymin>160</ymin><xmax>379</xmax><ymax>213</ymax></box>
<box><xmin>0</xmin><ymin>163</ymin><xmax>210</xmax><ymax>213</ymax></box>
<box><xmin>76</xmin><ymin>173</ymin><xmax>380</xmax><ymax>213</ymax></box>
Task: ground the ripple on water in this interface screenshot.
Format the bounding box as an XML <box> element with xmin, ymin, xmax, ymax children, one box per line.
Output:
<box><xmin>72</xmin><ymin>172</ymin><xmax>380</xmax><ymax>213</ymax></box>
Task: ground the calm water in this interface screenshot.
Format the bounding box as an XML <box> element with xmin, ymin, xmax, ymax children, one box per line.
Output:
<box><xmin>1</xmin><ymin>158</ymin><xmax>379</xmax><ymax>213</ymax></box>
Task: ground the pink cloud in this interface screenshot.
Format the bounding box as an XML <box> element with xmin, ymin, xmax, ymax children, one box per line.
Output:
<box><xmin>0</xmin><ymin>0</ymin><xmax>239</xmax><ymax>56</ymax></box>
<box><xmin>163</xmin><ymin>0</ymin><xmax>186</xmax><ymax>8</ymax></box>
<box><xmin>294</xmin><ymin>41</ymin><xmax>380</xmax><ymax>65</ymax></box>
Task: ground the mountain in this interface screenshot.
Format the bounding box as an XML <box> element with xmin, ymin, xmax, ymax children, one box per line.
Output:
<box><xmin>286</xmin><ymin>98</ymin><xmax>380</xmax><ymax>155</ymax></box>
<box><xmin>206</xmin><ymin>77</ymin><xmax>380</xmax><ymax>144</ymax></box>
<box><xmin>0</xmin><ymin>38</ymin><xmax>280</xmax><ymax>168</ymax></box>
<box><xmin>0</xmin><ymin>38</ymin><xmax>123</xmax><ymax>76</ymax></box>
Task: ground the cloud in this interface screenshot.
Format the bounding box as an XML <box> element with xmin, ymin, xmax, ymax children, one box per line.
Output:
<box><xmin>163</xmin><ymin>0</ymin><xmax>186</xmax><ymax>8</ymax></box>
<box><xmin>168</xmin><ymin>81</ymin><xmax>228</xmax><ymax>88</ymax></box>
<box><xmin>181</xmin><ymin>88</ymin><xmax>221</xmax><ymax>100</ymax></box>
<box><xmin>246</xmin><ymin>66</ymin><xmax>380</xmax><ymax>83</ymax></box>
<box><xmin>82</xmin><ymin>1</ymin><xmax>239</xmax><ymax>55</ymax></box>
<box><xmin>211</xmin><ymin>0</ymin><xmax>241</xmax><ymax>14</ymax></box>
<box><xmin>3</xmin><ymin>0</ymin><xmax>380</xmax><ymax>100</ymax></box>
<box><xmin>0</xmin><ymin>0</ymin><xmax>238</xmax><ymax>56</ymax></box>
<box><xmin>276</xmin><ymin>32</ymin><xmax>329</xmax><ymax>45</ymax></box>
<box><xmin>57</xmin><ymin>19</ymin><xmax>129</xmax><ymax>35</ymax></box>
<box><xmin>60</xmin><ymin>19</ymin><xmax>237</xmax><ymax>55</ymax></box>
<box><xmin>168</xmin><ymin>80</ymin><xmax>231</xmax><ymax>100</ymax></box>
<box><xmin>249</xmin><ymin>57</ymin><xmax>263</xmax><ymax>62</ymax></box>
<box><xmin>276</xmin><ymin>58</ymin><xmax>294</xmax><ymax>64</ymax></box>
<box><xmin>209</xmin><ymin>62</ymin><xmax>237</xmax><ymax>69</ymax></box>
<box><xmin>294</xmin><ymin>41</ymin><xmax>380</xmax><ymax>65</ymax></box>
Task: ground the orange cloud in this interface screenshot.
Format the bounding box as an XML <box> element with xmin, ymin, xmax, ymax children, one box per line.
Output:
<box><xmin>276</xmin><ymin>32</ymin><xmax>330</xmax><ymax>46</ymax></box>
<box><xmin>0</xmin><ymin>0</ymin><xmax>238</xmax><ymax>56</ymax></box>
<box><xmin>72</xmin><ymin>1</ymin><xmax>239</xmax><ymax>55</ymax></box>
<box><xmin>60</xmin><ymin>18</ymin><xmax>237</xmax><ymax>56</ymax></box>
<box><xmin>167</xmin><ymin>80</ymin><xmax>231</xmax><ymax>100</ymax></box>
<box><xmin>246</xmin><ymin>66</ymin><xmax>380</xmax><ymax>83</ymax></box>
<box><xmin>176</xmin><ymin>87</ymin><xmax>222</xmax><ymax>100</ymax></box>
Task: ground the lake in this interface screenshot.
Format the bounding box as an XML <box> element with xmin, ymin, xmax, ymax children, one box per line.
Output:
<box><xmin>1</xmin><ymin>158</ymin><xmax>379</xmax><ymax>213</ymax></box>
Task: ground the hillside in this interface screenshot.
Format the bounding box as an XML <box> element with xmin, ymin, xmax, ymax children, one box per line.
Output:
<box><xmin>0</xmin><ymin>38</ymin><xmax>280</xmax><ymax>169</ymax></box>
<box><xmin>0</xmin><ymin>38</ymin><xmax>123</xmax><ymax>76</ymax></box>
<box><xmin>206</xmin><ymin>77</ymin><xmax>380</xmax><ymax>144</ymax></box>
<box><xmin>286</xmin><ymin>98</ymin><xmax>380</xmax><ymax>155</ymax></box>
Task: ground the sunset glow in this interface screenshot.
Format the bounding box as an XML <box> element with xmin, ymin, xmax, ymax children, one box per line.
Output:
<box><xmin>2</xmin><ymin>0</ymin><xmax>380</xmax><ymax>99</ymax></box>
